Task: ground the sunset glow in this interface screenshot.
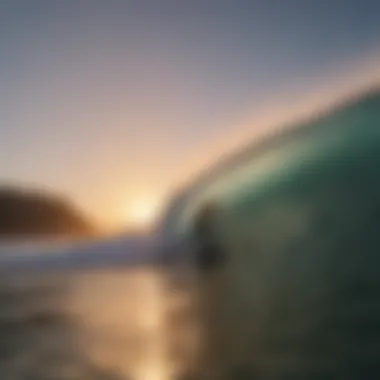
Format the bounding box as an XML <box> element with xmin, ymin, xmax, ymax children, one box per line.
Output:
<box><xmin>0</xmin><ymin>2</ymin><xmax>379</xmax><ymax>232</ymax></box>
<box><xmin>123</xmin><ymin>199</ymin><xmax>161</xmax><ymax>229</ymax></box>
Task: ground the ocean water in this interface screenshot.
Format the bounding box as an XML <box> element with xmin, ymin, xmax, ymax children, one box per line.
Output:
<box><xmin>0</xmin><ymin>266</ymin><xmax>198</xmax><ymax>380</ymax></box>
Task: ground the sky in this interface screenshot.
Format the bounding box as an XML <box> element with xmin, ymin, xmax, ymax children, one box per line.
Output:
<box><xmin>0</xmin><ymin>1</ymin><xmax>379</xmax><ymax>230</ymax></box>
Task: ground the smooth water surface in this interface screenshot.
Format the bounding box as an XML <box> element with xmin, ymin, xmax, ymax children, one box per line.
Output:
<box><xmin>0</xmin><ymin>267</ymin><xmax>198</xmax><ymax>380</ymax></box>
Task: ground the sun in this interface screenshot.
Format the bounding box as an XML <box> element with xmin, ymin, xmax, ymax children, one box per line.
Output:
<box><xmin>123</xmin><ymin>199</ymin><xmax>160</xmax><ymax>229</ymax></box>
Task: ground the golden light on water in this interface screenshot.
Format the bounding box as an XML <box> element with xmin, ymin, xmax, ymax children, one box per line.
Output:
<box><xmin>66</xmin><ymin>270</ymin><xmax>174</xmax><ymax>380</ymax></box>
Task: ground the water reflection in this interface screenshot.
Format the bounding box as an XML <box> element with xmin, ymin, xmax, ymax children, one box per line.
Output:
<box><xmin>0</xmin><ymin>267</ymin><xmax>197</xmax><ymax>380</ymax></box>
